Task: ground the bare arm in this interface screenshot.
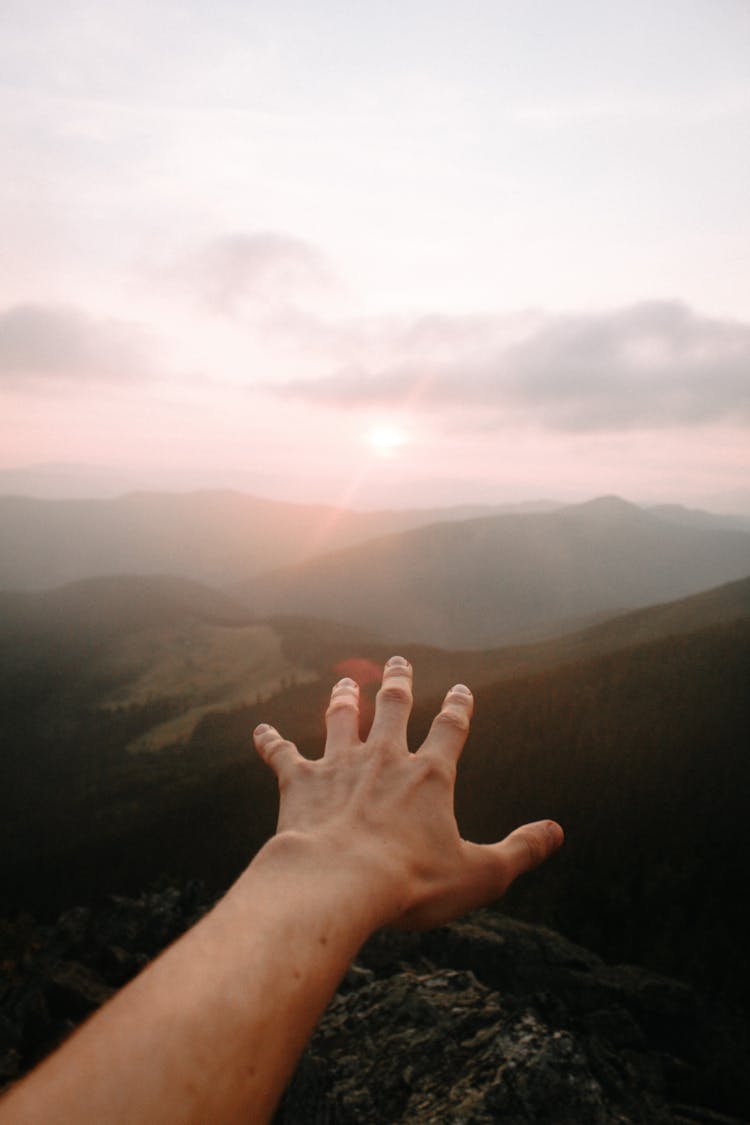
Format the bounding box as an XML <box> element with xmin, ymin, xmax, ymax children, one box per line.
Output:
<box><xmin>0</xmin><ymin>656</ymin><xmax>563</xmax><ymax>1124</ymax></box>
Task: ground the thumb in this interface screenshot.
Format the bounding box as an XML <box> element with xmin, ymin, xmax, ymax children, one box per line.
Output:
<box><xmin>486</xmin><ymin>819</ymin><xmax>564</xmax><ymax>893</ymax></box>
<box><xmin>395</xmin><ymin>819</ymin><xmax>565</xmax><ymax>930</ymax></box>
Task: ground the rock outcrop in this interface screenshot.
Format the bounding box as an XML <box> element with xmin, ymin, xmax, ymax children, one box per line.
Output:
<box><xmin>0</xmin><ymin>883</ymin><xmax>210</xmax><ymax>1084</ymax></box>
<box><xmin>1</xmin><ymin>891</ymin><xmax>747</xmax><ymax>1123</ymax></box>
<box><xmin>279</xmin><ymin>913</ymin><xmax>749</xmax><ymax>1123</ymax></box>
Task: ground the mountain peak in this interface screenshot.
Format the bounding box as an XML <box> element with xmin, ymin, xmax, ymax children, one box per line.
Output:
<box><xmin>567</xmin><ymin>495</ymin><xmax>645</xmax><ymax>519</ymax></box>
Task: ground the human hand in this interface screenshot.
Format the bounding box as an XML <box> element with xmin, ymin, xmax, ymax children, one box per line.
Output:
<box><xmin>253</xmin><ymin>656</ymin><xmax>563</xmax><ymax>932</ymax></box>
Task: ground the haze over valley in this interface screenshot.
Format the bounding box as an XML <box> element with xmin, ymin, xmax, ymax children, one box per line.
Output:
<box><xmin>2</xmin><ymin>491</ymin><xmax>749</xmax><ymax>639</ymax></box>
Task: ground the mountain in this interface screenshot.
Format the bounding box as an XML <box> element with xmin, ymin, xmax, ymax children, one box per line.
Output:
<box><xmin>649</xmin><ymin>502</ymin><xmax>750</xmax><ymax>533</ymax></box>
<box><xmin>0</xmin><ymin>574</ymin><xmax>250</xmax><ymax>641</ymax></box>
<box><xmin>488</xmin><ymin>571</ymin><xmax>750</xmax><ymax>675</ymax></box>
<box><xmin>6</xmin><ymin>489</ymin><xmax>748</xmax><ymax>653</ymax></box>
<box><xmin>240</xmin><ymin>496</ymin><xmax>750</xmax><ymax>648</ymax></box>
<box><xmin>0</xmin><ymin>491</ymin><xmax>529</xmax><ymax>591</ymax></box>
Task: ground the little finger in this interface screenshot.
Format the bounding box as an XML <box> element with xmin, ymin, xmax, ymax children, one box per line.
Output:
<box><xmin>419</xmin><ymin>683</ymin><xmax>473</xmax><ymax>765</ymax></box>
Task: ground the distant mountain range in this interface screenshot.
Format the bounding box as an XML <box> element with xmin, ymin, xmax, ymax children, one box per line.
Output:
<box><xmin>648</xmin><ymin>503</ymin><xmax>750</xmax><ymax>533</ymax></box>
<box><xmin>0</xmin><ymin>491</ymin><xmax>540</xmax><ymax>591</ymax></box>
<box><xmin>3</xmin><ymin>490</ymin><xmax>749</xmax><ymax>651</ymax></box>
<box><xmin>240</xmin><ymin>496</ymin><xmax>750</xmax><ymax>648</ymax></box>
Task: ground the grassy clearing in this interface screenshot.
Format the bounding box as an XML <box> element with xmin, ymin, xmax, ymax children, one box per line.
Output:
<box><xmin>99</xmin><ymin>621</ymin><xmax>318</xmax><ymax>751</ymax></box>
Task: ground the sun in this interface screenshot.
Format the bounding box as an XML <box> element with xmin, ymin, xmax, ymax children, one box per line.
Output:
<box><xmin>365</xmin><ymin>424</ymin><xmax>409</xmax><ymax>457</ymax></box>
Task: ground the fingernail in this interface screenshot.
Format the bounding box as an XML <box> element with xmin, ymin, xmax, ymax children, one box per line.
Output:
<box><xmin>546</xmin><ymin>821</ymin><xmax>564</xmax><ymax>848</ymax></box>
<box><xmin>386</xmin><ymin>655</ymin><xmax>410</xmax><ymax>668</ymax></box>
<box><xmin>254</xmin><ymin>723</ymin><xmax>271</xmax><ymax>736</ymax></box>
<box><xmin>335</xmin><ymin>677</ymin><xmax>358</xmax><ymax>689</ymax></box>
<box><xmin>450</xmin><ymin>683</ymin><xmax>472</xmax><ymax>696</ymax></box>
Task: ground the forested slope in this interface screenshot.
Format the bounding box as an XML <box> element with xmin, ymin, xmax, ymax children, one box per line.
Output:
<box><xmin>1</xmin><ymin>578</ymin><xmax>748</xmax><ymax>1015</ymax></box>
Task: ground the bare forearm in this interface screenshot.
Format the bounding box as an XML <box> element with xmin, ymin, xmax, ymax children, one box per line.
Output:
<box><xmin>0</xmin><ymin>834</ymin><xmax>389</xmax><ymax>1125</ymax></box>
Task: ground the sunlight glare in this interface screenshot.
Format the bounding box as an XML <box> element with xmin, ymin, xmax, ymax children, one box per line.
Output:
<box><xmin>366</xmin><ymin>424</ymin><xmax>408</xmax><ymax>458</ymax></box>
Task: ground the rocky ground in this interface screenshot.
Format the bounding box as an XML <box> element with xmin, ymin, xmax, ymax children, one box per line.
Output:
<box><xmin>1</xmin><ymin>887</ymin><xmax>748</xmax><ymax>1123</ymax></box>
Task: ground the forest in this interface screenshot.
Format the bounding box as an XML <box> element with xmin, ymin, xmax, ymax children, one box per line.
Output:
<box><xmin>1</xmin><ymin>589</ymin><xmax>748</xmax><ymax>1018</ymax></box>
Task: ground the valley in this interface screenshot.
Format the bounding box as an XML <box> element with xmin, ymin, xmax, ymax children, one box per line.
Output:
<box><xmin>1</xmin><ymin>490</ymin><xmax>749</xmax><ymax>1030</ymax></box>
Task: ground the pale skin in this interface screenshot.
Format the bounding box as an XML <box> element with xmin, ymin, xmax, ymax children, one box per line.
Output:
<box><xmin>0</xmin><ymin>656</ymin><xmax>564</xmax><ymax>1124</ymax></box>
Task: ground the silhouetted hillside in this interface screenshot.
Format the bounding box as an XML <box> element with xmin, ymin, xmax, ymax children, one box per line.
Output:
<box><xmin>240</xmin><ymin>496</ymin><xmax>750</xmax><ymax>647</ymax></box>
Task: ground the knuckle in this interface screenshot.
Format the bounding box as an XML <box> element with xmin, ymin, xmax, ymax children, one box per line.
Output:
<box><xmin>418</xmin><ymin>756</ymin><xmax>454</xmax><ymax>786</ymax></box>
<box><xmin>264</xmin><ymin>737</ymin><xmax>294</xmax><ymax>763</ymax></box>
<box><xmin>326</xmin><ymin>697</ymin><xmax>359</xmax><ymax>717</ymax></box>
<box><xmin>278</xmin><ymin>756</ymin><xmax>311</xmax><ymax>790</ymax></box>
<box><xmin>517</xmin><ymin>828</ymin><xmax>544</xmax><ymax>868</ymax></box>
<box><xmin>377</xmin><ymin>683</ymin><xmax>412</xmax><ymax>707</ymax></box>
<box><xmin>433</xmin><ymin>707</ymin><xmax>470</xmax><ymax>735</ymax></box>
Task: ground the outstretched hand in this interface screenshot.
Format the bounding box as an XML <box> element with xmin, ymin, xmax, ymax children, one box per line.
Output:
<box><xmin>254</xmin><ymin>655</ymin><xmax>563</xmax><ymax>931</ymax></box>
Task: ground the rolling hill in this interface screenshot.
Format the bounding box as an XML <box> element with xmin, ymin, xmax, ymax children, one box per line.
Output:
<box><xmin>1</xmin><ymin>569</ymin><xmax>748</xmax><ymax>764</ymax></box>
<box><xmin>240</xmin><ymin>496</ymin><xmax>750</xmax><ymax>648</ymax></box>
<box><xmin>0</xmin><ymin>575</ymin><xmax>320</xmax><ymax>754</ymax></box>
<box><xmin>0</xmin><ymin>573</ymin><xmax>250</xmax><ymax>641</ymax></box>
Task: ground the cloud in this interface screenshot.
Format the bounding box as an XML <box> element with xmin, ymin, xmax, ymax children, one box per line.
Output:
<box><xmin>271</xmin><ymin>301</ymin><xmax>750</xmax><ymax>431</ymax></box>
<box><xmin>0</xmin><ymin>303</ymin><xmax>154</xmax><ymax>383</ymax></box>
<box><xmin>172</xmin><ymin>232</ymin><xmax>339</xmax><ymax>315</ymax></box>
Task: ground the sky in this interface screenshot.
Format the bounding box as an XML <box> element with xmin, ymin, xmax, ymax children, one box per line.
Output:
<box><xmin>1</xmin><ymin>0</ymin><xmax>749</xmax><ymax>511</ymax></box>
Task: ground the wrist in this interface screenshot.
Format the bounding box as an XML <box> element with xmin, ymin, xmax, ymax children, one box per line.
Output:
<box><xmin>231</xmin><ymin>830</ymin><xmax>404</xmax><ymax>938</ymax></box>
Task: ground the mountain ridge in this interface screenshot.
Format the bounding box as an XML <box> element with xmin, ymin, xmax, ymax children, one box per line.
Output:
<box><xmin>239</xmin><ymin>499</ymin><xmax>750</xmax><ymax>648</ymax></box>
<box><xmin>0</xmin><ymin>490</ymin><xmax>554</xmax><ymax>591</ymax></box>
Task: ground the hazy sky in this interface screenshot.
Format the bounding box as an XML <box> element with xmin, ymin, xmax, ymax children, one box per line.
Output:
<box><xmin>2</xmin><ymin>0</ymin><xmax>749</xmax><ymax>509</ymax></box>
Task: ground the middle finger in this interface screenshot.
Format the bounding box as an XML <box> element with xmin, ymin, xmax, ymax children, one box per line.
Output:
<box><xmin>367</xmin><ymin>656</ymin><xmax>413</xmax><ymax>752</ymax></box>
